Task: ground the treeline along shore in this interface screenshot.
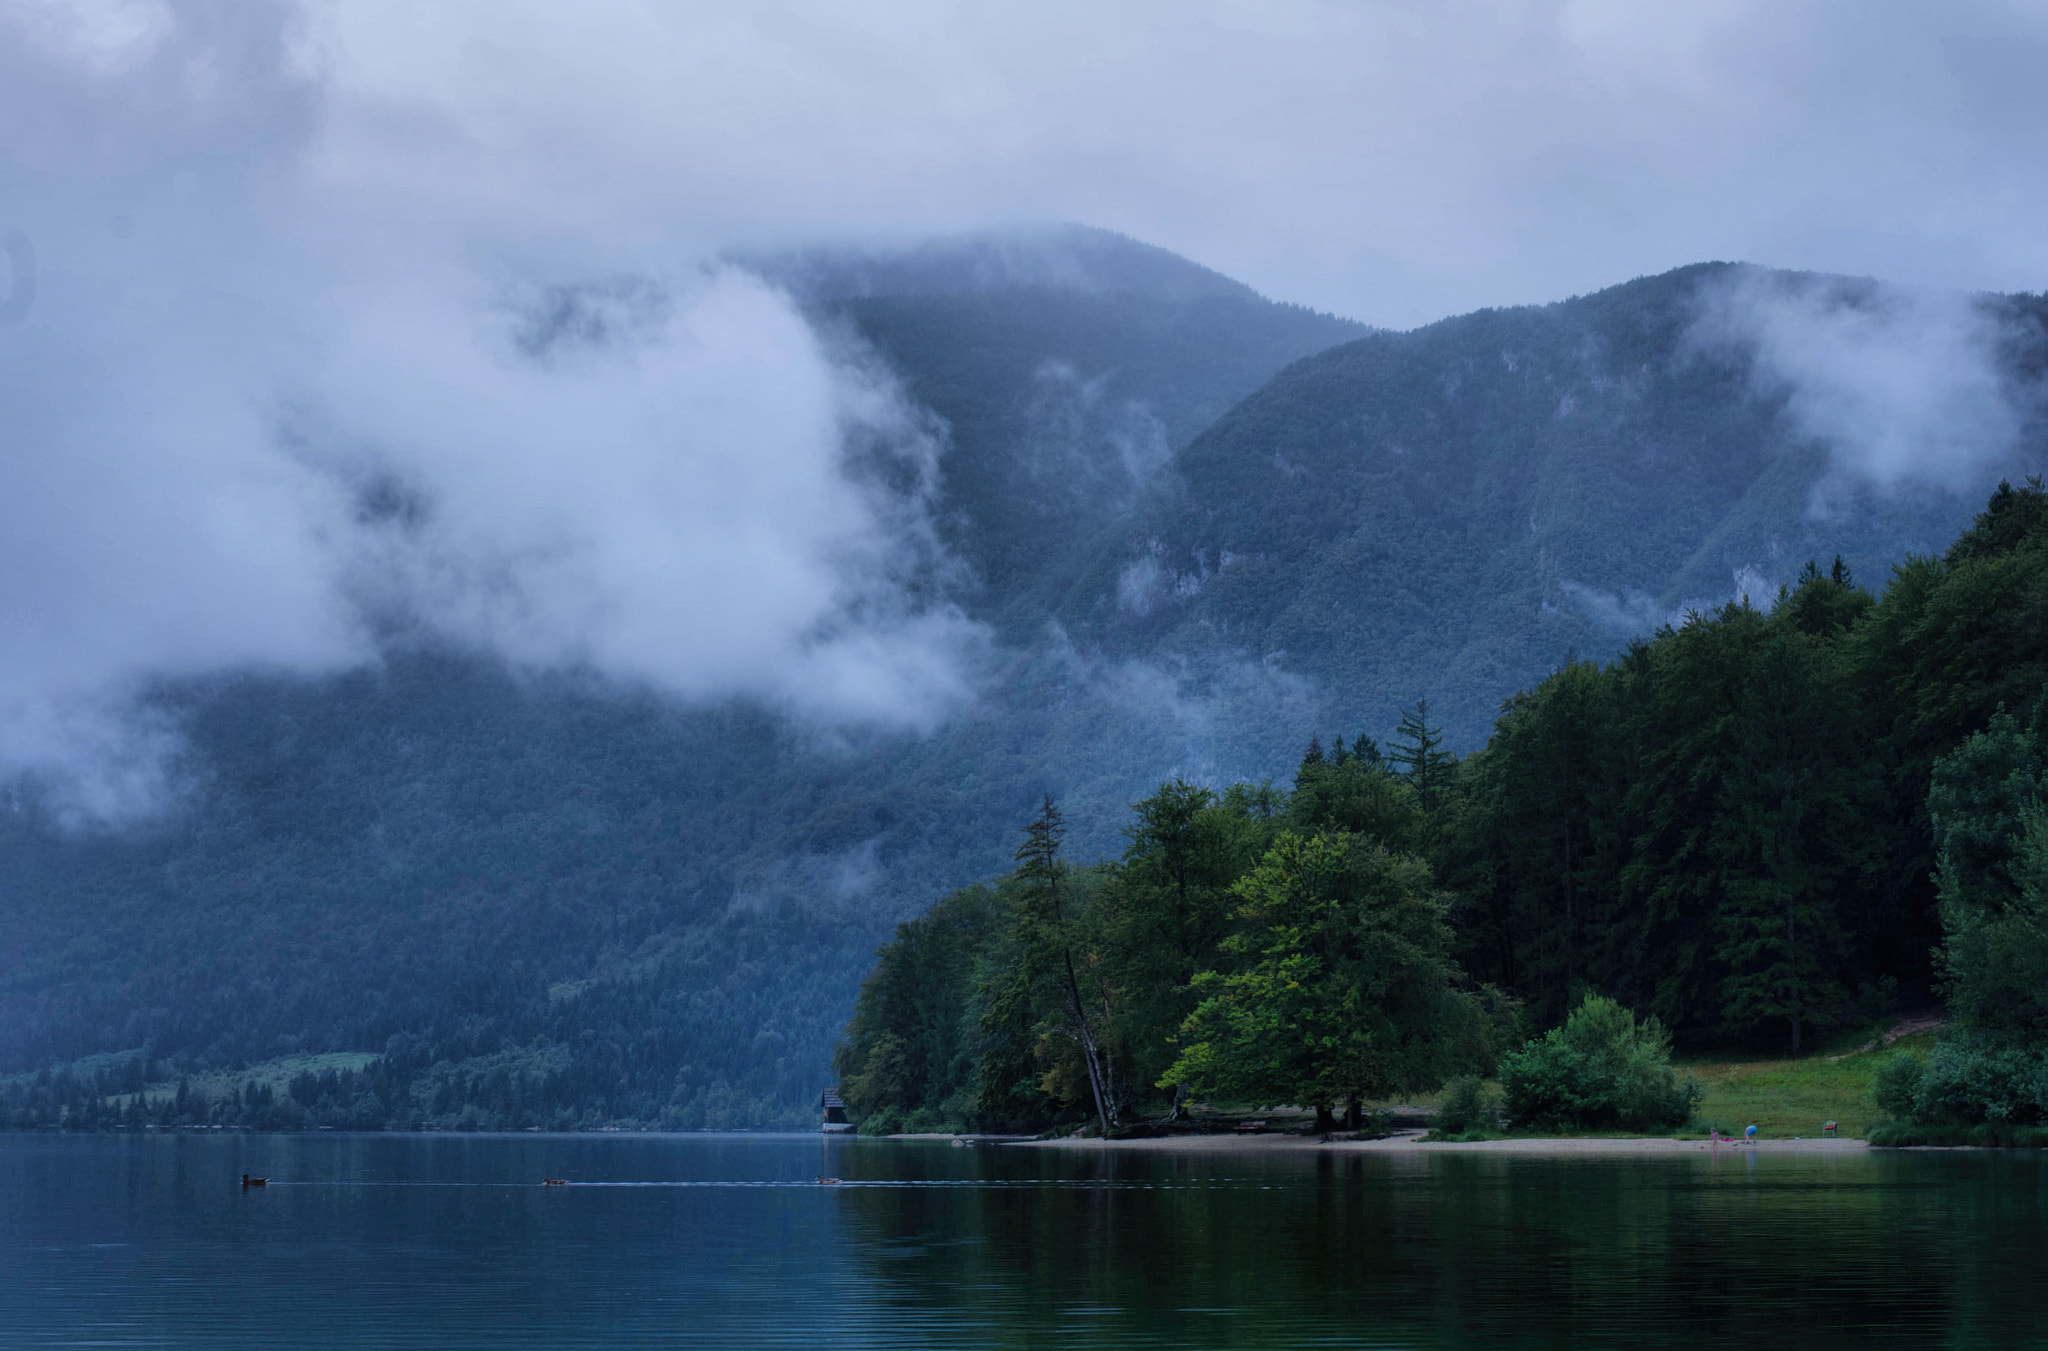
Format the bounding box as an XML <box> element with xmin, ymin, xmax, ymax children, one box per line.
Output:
<box><xmin>836</xmin><ymin>481</ymin><xmax>2048</xmax><ymax>1140</ymax></box>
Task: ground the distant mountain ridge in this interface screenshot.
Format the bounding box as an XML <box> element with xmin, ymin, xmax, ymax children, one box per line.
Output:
<box><xmin>1058</xmin><ymin>262</ymin><xmax>2047</xmax><ymax>746</ymax></box>
<box><xmin>739</xmin><ymin>223</ymin><xmax>1273</xmax><ymax>305</ymax></box>
<box><xmin>2</xmin><ymin>232</ymin><xmax>2042</xmax><ymax>1130</ymax></box>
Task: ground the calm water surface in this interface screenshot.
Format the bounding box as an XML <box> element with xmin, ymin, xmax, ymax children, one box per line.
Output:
<box><xmin>3</xmin><ymin>1132</ymin><xmax>2044</xmax><ymax>1348</ymax></box>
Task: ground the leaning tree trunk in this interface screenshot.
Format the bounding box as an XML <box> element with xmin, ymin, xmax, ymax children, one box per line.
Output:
<box><xmin>1063</xmin><ymin>951</ymin><xmax>1114</xmax><ymax>1136</ymax></box>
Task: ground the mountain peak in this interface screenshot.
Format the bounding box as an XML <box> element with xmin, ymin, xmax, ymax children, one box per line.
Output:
<box><xmin>738</xmin><ymin>223</ymin><xmax>1264</xmax><ymax>306</ymax></box>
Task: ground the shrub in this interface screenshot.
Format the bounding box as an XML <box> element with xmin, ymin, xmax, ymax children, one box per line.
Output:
<box><xmin>1500</xmin><ymin>994</ymin><xmax>1701</xmax><ymax>1132</ymax></box>
<box><xmin>857</xmin><ymin>1105</ymin><xmax>903</xmax><ymax>1136</ymax></box>
<box><xmin>1868</xmin><ymin>1121</ymin><xmax>2048</xmax><ymax>1148</ymax></box>
<box><xmin>900</xmin><ymin>1106</ymin><xmax>949</xmax><ymax>1134</ymax></box>
<box><xmin>1871</xmin><ymin>1052</ymin><xmax>1925</xmax><ymax>1121</ymax></box>
<box><xmin>1896</xmin><ymin>1035</ymin><xmax>2048</xmax><ymax>1125</ymax></box>
<box><xmin>1434</xmin><ymin>1075</ymin><xmax>1497</xmax><ymax>1135</ymax></box>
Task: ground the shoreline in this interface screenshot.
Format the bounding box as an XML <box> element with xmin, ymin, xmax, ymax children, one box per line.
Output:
<box><xmin>1005</xmin><ymin>1129</ymin><xmax>1870</xmax><ymax>1155</ymax></box>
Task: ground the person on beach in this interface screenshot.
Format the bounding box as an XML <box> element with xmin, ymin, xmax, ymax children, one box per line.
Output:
<box><xmin>1744</xmin><ymin>1124</ymin><xmax>1757</xmax><ymax>1141</ymax></box>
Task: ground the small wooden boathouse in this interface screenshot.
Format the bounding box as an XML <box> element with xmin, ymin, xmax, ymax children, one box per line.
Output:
<box><xmin>820</xmin><ymin>1087</ymin><xmax>853</xmax><ymax>1133</ymax></box>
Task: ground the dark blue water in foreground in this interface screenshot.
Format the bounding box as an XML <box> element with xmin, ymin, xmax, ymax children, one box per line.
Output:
<box><xmin>3</xmin><ymin>1131</ymin><xmax>2045</xmax><ymax>1348</ymax></box>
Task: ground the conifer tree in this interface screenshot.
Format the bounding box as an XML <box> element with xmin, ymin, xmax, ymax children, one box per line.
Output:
<box><xmin>1107</xmin><ymin>779</ymin><xmax>1272</xmax><ymax>1109</ymax></box>
<box><xmin>1390</xmin><ymin>700</ymin><xmax>1453</xmax><ymax>813</ymax></box>
<box><xmin>1712</xmin><ymin>634</ymin><xmax>1856</xmax><ymax>1052</ymax></box>
<box><xmin>1012</xmin><ymin>795</ymin><xmax>1115</xmax><ymax>1134</ymax></box>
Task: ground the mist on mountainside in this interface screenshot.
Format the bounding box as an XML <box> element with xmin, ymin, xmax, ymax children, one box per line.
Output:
<box><xmin>7</xmin><ymin>228</ymin><xmax>2043</xmax><ymax>1127</ymax></box>
<box><xmin>0</xmin><ymin>4</ymin><xmax>993</xmax><ymax>824</ymax></box>
<box><xmin>1072</xmin><ymin>263</ymin><xmax>2047</xmax><ymax>750</ymax></box>
<box><xmin>4</xmin><ymin>3</ymin><xmax>2047</xmax><ymax>1131</ymax></box>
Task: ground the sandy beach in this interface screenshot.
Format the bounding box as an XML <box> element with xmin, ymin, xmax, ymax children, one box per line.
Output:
<box><xmin>1008</xmin><ymin>1130</ymin><xmax>1869</xmax><ymax>1155</ymax></box>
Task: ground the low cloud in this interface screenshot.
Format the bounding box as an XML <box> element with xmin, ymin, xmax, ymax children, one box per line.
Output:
<box><xmin>0</xmin><ymin>3</ymin><xmax>982</xmax><ymax>817</ymax></box>
<box><xmin>1690</xmin><ymin>268</ymin><xmax>2033</xmax><ymax>501</ymax></box>
<box><xmin>1041</xmin><ymin>624</ymin><xmax>1317</xmax><ymax>784</ymax></box>
<box><xmin>1018</xmin><ymin>361</ymin><xmax>1172</xmax><ymax>513</ymax></box>
<box><xmin>1560</xmin><ymin>580</ymin><xmax>1673</xmax><ymax>636</ymax></box>
<box><xmin>1564</xmin><ymin>563</ymin><xmax>1781</xmax><ymax>638</ymax></box>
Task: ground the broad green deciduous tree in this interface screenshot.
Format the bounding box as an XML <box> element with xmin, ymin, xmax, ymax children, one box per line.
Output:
<box><xmin>1163</xmin><ymin>830</ymin><xmax>1483</xmax><ymax>1129</ymax></box>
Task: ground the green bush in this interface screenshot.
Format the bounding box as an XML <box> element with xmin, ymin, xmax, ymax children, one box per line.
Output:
<box><xmin>857</xmin><ymin>1105</ymin><xmax>903</xmax><ymax>1136</ymax></box>
<box><xmin>1500</xmin><ymin>994</ymin><xmax>1701</xmax><ymax>1132</ymax></box>
<box><xmin>1868</xmin><ymin>1121</ymin><xmax>2048</xmax><ymax>1148</ymax></box>
<box><xmin>1871</xmin><ymin>1052</ymin><xmax>1926</xmax><ymax>1120</ymax></box>
<box><xmin>1434</xmin><ymin>1075</ymin><xmax>1497</xmax><ymax>1135</ymax></box>
<box><xmin>1888</xmin><ymin>1036</ymin><xmax>2048</xmax><ymax>1126</ymax></box>
<box><xmin>900</xmin><ymin>1106</ymin><xmax>950</xmax><ymax>1134</ymax></box>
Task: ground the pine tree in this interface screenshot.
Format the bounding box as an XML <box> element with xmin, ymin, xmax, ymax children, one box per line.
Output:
<box><xmin>1108</xmin><ymin>779</ymin><xmax>1269</xmax><ymax>1111</ymax></box>
<box><xmin>1712</xmin><ymin>635</ymin><xmax>1856</xmax><ymax>1052</ymax></box>
<box><xmin>1390</xmin><ymin>699</ymin><xmax>1453</xmax><ymax>813</ymax></box>
<box><xmin>1012</xmin><ymin>795</ymin><xmax>1115</xmax><ymax>1134</ymax></box>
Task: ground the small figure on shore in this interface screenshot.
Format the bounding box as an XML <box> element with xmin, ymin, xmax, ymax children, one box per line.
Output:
<box><xmin>1744</xmin><ymin>1124</ymin><xmax>1758</xmax><ymax>1142</ymax></box>
<box><xmin>240</xmin><ymin>1173</ymin><xmax>267</xmax><ymax>1188</ymax></box>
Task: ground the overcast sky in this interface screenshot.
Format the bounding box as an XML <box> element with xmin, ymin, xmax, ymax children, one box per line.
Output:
<box><xmin>290</xmin><ymin>0</ymin><xmax>2048</xmax><ymax>326</ymax></box>
<box><xmin>2</xmin><ymin>0</ymin><xmax>2044</xmax><ymax>811</ymax></box>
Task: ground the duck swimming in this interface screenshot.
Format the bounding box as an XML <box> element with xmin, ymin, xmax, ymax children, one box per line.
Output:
<box><xmin>240</xmin><ymin>1173</ymin><xmax>267</xmax><ymax>1188</ymax></box>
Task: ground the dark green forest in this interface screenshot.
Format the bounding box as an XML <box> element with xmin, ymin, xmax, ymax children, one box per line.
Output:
<box><xmin>3</xmin><ymin>230</ymin><xmax>2042</xmax><ymax>1131</ymax></box>
<box><xmin>835</xmin><ymin>481</ymin><xmax>2048</xmax><ymax>1134</ymax></box>
<box><xmin>1068</xmin><ymin>265</ymin><xmax>2048</xmax><ymax>748</ymax></box>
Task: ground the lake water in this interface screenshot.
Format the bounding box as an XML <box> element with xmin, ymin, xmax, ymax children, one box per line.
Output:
<box><xmin>3</xmin><ymin>1132</ymin><xmax>2043</xmax><ymax>1348</ymax></box>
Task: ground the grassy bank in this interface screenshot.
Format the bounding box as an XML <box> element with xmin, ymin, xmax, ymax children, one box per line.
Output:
<box><xmin>1681</xmin><ymin>1029</ymin><xmax>1936</xmax><ymax>1139</ymax></box>
<box><xmin>1396</xmin><ymin>1024</ymin><xmax>1935</xmax><ymax>1142</ymax></box>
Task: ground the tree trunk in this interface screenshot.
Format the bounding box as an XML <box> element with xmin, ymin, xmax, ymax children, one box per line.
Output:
<box><xmin>1063</xmin><ymin>950</ymin><xmax>1114</xmax><ymax>1135</ymax></box>
<box><xmin>1314</xmin><ymin>1103</ymin><xmax>1338</xmax><ymax>1134</ymax></box>
<box><xmin>1787</xmin><ymin>900</ymin><xmax>1801</xmax><ymax>1054</ymax></box>
<box><xmin>1562</xmin><ymin>748</ymin><xmax>1575</xmax><ymax>1007</ymax></box>
<box><xmin>1344</xmin><ymin>1095</ymin><xmax>1362</xmax><ymax>1131</ymax></box>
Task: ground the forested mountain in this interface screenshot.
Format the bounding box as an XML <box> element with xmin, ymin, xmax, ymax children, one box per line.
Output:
<box><xmin>836</xmin><ymin>482</ymin><xmax>2048</xmax><ymax>1138</ymax></box>
<box><xmin>1063</xmin><ymin>264</ymin><xmax>2048</xmax><ymax>747</ymax></box>
<box><xmin>3</xmin><ymin>229</ymin><xmax>2043</xmax><ymax>1131</ymax></box>
<box><xmin>766</xmin><ymin>225</ymin><xmax>1369</xmax><ymax>635</ymax></box>
<box><xmin>0</xmin><ymin>229</ymin><xmax>1367</xmax><ymax>1129</ymax></box>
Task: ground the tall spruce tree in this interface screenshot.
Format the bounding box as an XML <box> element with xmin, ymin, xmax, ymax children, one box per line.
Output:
<box><xmin>1105</xmin><ymin>780</ymin><xmax>1274</xmax><ymax>1107</ymax></box>
<box><xmin>1468</xmin><ymin>658</ymin><xmax>1618</xmax><ymax>1025</ymax></box>
<box><xmin>1011</xmin><ymin>795</ymin><xmax>1115</xmax><ymax>1133</ymax></box>
<box><xmin>1711</xmin><ymin>633</ymin><xmax>1857</xmax><ymax>1052</ymax></box>
<box><xmin>1390</xmin><ymin>699</ymin><xmax>1454</xmax><ymax>815</ymax></box>
<box><xmin>1930</xmin><ymin>710</ymin><xmax>2048</xmax><ymax>1039</ymax></box>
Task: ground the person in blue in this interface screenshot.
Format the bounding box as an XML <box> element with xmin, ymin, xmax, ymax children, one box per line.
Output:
<box><xmin>1744</xmin><ymin>1123</ymin><xmax>1758</xmax><ymax>1141</ymax></box>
